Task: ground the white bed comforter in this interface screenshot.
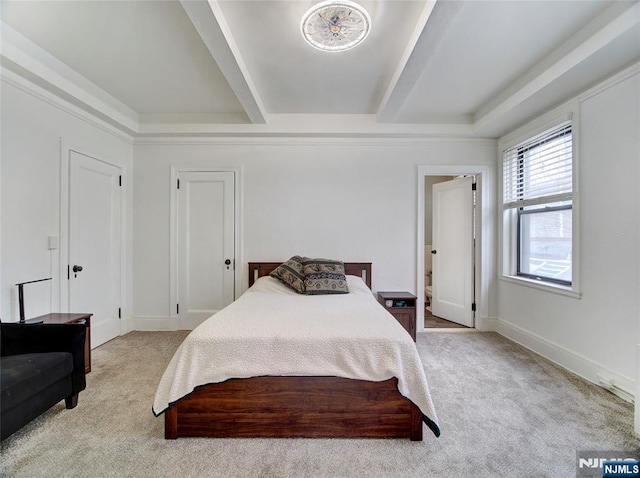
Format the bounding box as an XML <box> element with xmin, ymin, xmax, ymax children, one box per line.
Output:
<box><xmin>153</xmin><ymin>275</ymin><xmax>439</xmax><ymax>433</ymax></box>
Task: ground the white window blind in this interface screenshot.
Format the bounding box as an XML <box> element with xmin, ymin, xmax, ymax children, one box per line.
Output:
<box><xmin>503</xmin><ymin>121</ymin><xmax>572</xmax><ymax>210</ymax></box>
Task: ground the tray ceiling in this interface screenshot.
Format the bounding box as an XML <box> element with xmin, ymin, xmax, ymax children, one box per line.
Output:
<box><xmin>2</xmin><ymin>0</ymin><xmax>639</xmax><ymax>137</ymax></box>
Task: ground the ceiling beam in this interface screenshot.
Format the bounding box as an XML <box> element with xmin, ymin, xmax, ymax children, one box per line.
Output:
<box><xmin>376</xmin><ymin>1</ymin><xmax>463</xmax><ymax>124</ymax></box>
<box><xmin>179</xmin><ymin>0</ymin><xmax>266</xmax><ymax>124</ymax></box>
<box><xmin>136</xmin><ymin>114</ymin><xmax>478</xmax><ymax>138</ymax></box>
<box><xmin>473</xmin><ymin>0</ymin><xmax>640</xmax><ymax>134</ymax></box>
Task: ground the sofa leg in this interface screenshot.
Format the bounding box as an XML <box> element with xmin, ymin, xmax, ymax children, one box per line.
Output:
<box><xmin>65</xmin><ymin>394</ymin><xmax>79</xmax><ymax>409</ymax></box>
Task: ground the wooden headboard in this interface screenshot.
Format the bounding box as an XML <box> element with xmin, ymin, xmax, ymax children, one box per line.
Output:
<box><xmin>248</xmin><ymin>262</ymin><xmax>372</xmax><ymax>289</ymax></box>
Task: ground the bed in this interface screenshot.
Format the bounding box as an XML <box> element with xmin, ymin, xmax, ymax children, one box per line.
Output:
<box><xmin>153</xmin><ymin>262</ymin><xmax>439</xmax><ymax>441</ymax></box>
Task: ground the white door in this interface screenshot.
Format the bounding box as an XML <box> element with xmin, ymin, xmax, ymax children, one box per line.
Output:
<box><xmin>177</xmin><ymin>171</ymin><xmax>235</xmax><ymax>329</ymax></box>
<box><xmin>431</xmin><ymin>176</ymin><xmax>474</xmax><ymax>327</ymax></box>
<box><xmin>69</xmin><ymin>151</ymin><xmax>122</xmax><ymax>347</ymax></box>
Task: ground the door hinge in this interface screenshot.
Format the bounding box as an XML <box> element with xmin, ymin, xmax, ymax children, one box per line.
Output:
<box><xmin>118</xmin><ymin>307</ymin><xmax>121</xmax><ymax>319</ymax></box>
<box><xmin>471</xmin><ymin>182</ymin><xmax>477</xmax><ymax>191</ymax></box>
<box><xmin>119</xmin><ymin>175</ymin><xmax>122</xmax><ymax>187</ymax></box>
<box><xmin>177</xmin><ymin>178</ymin><xmax>180</xmax><ymax>189</ymax></box>
<box><xmin>471</xmin><ymin>302</ymin><xmax>476</xmax><ymax>311</ymax></box>
<box><xmin>177</xmin><ymin>303</ymin><xmax>179</xmax><ymax>314</ymax></box>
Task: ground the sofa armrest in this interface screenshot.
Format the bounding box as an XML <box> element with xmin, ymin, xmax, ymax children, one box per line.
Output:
<box><xmin>0</xmin><ymin>323</ymin><xmax>87</xmax><ymax>394</ymax></box>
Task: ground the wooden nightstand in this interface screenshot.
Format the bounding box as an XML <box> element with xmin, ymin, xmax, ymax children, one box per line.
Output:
<box><xmin>29</xmin><ymin>313</ymin><xmax>92</xmax><ymax>373</ymax></box>
<box><xmin>377</xmin><ymin>292</ymin><xmax>416</xmax><ymax>341</ymax></box>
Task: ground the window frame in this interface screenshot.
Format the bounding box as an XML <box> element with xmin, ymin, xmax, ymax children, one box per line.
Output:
<box><xmin>516</xmin><ymin>203</ymin><xmax>572</xmax><ymax>286</ymax></box>
<box><xmin>498</xmin><ymin>108</ymin><xmax>581</xmax><ymax>298</ymax></box>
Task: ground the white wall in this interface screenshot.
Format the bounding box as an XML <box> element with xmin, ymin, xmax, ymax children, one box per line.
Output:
<box><xmin>132</xmin><ymin>139</ymin><xmax>496</xmax><ymax>325</ymax></box>
<box><xmin>496</xmin><ymin>67</ymin><xmax>640</xmax><ymax>400</ymax></box>
<box><xmin>0</xmin><ymin>74</ymin><xmax>133</xmax><ymax>322</ymax></box>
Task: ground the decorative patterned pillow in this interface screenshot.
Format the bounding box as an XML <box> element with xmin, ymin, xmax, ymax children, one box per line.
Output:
<box><xmin>302</xmin><ymin>258</ymin><xmax>349</xmax><ymax>295</ymax></box>
<box><xmin>269</xmin><ymin>256</ymin><xmax>307</xmax><ymax>294</ymax></box>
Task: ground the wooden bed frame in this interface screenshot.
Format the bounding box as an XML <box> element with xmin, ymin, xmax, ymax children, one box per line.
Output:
<box><xmin>164</xmin><ymin>261</ymin><xmax>423</xmax><ymax>441</ymax></box>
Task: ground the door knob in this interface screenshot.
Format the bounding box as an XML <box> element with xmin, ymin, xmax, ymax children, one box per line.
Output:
<box><xmin>431</xmin><ymin>250</ymin><xmax>437</xmax><ymax>254</ymax></box>
<box><xmin>72</xmin><ymin>265</ymin><xmax>83</xmax><ymax>278</ymax></box>
<box><xmin>224</xmin><ymin>259</ymin><xmax>231</xmax><ymax>270</ymax></box>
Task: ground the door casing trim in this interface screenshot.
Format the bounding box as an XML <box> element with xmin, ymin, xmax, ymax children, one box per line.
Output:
<box><xmin>417</xmin><ymin>165</ymin><xmax>493</xmax><ymax>331</ymax></box>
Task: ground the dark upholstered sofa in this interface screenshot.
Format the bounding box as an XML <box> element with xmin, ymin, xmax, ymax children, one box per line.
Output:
<box><xmin>1</xmin><ymin>322</ymin><xmax>87</xmax><ymax>440</ymax></box>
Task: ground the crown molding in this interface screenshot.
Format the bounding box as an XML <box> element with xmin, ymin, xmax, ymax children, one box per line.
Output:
<box><xmin>1</xmin><ymin>23</ymin><xmax>138</xmax><ymax>134</ymax></box>
<box><xmin>1</xmin><ymin>67</ymin><xmax>134</xmax><ymax>144</ymax></box>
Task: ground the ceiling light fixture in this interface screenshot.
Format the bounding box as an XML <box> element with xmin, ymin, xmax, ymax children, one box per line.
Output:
<box><xmin>301</xmin><ymin>0</ymin><xmax>371</xmax><ymax>52</ymax></box>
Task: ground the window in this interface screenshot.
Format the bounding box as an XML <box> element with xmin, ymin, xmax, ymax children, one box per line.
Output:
<box><xmin>503</xmin><ymin>121</ymin><xmax>573</xmax><ymax>286</ymax></box>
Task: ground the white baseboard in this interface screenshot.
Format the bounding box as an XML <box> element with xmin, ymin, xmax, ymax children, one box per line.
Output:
<box><xmin>130</xmin><ymin>316</ymin><xmax>177</xmax><ymax>331</ymax></box>
<box><xmin>485</xmin><ymin>317</ymin><xmax>500</xmax><ymax>331</ymax></box>
<box><xmin>494</xmin><ymin>318</ymin><xmax>635</xmax><ymax>403</ymax></box>
<box><xmin>475</xmin><ymin>315</ymin><xmax>496</xmax><ymax>332</ymax></box>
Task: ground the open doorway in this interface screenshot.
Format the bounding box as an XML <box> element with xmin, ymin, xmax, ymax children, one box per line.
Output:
<box><xmin>417</xmin><ymin>165</ymin><xmax>493</xmax><ymax>332</ymax></box>
<box><xmin>424</xmin><ymin>175</ymin><xmax>474</xmax><ymax>329</ymax></box>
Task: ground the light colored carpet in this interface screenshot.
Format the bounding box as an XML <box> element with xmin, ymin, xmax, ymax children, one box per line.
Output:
<box><xmin>1</xmin><ymin>330</ymin><xmax>637</xmax><ymax>477</ymax></box>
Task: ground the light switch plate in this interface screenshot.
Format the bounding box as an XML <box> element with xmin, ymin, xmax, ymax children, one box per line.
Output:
<box><xmin>47</xmin><ymin>235</ymin><xmax>58</xmax><ymax>250</ymax></box>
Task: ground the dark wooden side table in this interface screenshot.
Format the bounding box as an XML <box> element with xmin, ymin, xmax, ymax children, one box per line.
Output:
<box><xmin>377</xmin><ymin>292</ymin><xmax>417</xmax><ymax>342</ymax></box>
<box><xmin>29</xmin><ymin>313</ymin><xmax>92</xmax><ymax>373</ymax></box>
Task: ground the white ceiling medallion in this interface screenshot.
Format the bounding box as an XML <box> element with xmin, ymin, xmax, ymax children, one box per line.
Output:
<box><xmin>301</xmin><ymin>0</ymin><xmax>371</xmax><ymax>52</ymax></box>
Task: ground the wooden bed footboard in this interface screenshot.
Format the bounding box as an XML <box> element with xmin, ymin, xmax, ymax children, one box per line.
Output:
<box><xmin>165</xmin><ymin>376</ymin><xmax>423</xmax><ymax>441</ymax></box>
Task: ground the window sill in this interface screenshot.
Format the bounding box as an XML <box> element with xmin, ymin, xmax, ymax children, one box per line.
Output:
<box><xmin>499</xmin><ymin>275</ymin><xmax>582</xmax><ymax>299</ymax></box>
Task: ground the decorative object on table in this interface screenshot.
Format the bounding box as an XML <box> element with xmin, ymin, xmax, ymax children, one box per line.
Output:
<box><xmin>15</xmin><ymin>277</ymin><xmax>52</xmax><ymax>323</ymax></box>
<box><xmin>378</xmin><ymin>291</ymin><xmax>417</xmax><ymax>342</ymax></box>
